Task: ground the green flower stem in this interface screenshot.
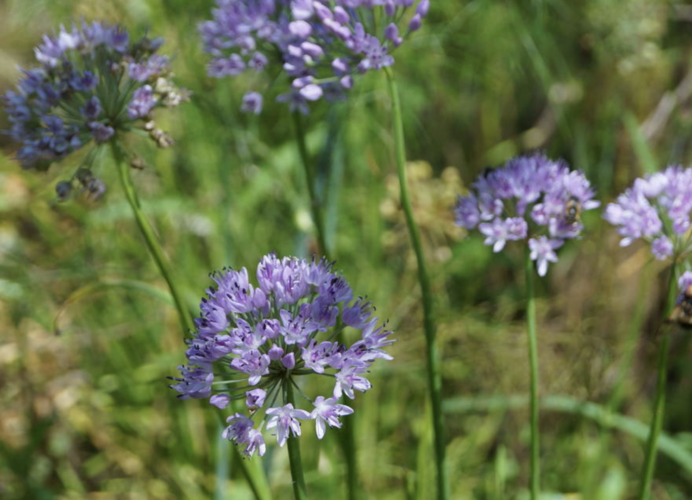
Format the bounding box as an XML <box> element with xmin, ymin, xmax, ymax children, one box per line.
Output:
<box><xmin>292</xmin><ymin>113</ymin><xmax>359</xmax><ymax>500</ymax></box>
<box><xmin>292</xmin><ymin>112</ymin><xmax>329</xmax><ymax>257</ymax></box>
<box><xmin>111</xmin><ymin>140</ymin><xmax>195</xmax><ymax>336</ymax></box>
<box><xmin>285</xmin><ymin>381</ymin><xmax>309</xmax><ymax>500</ymax></box>
<box><xmin>637</xmin><ymin>262</ymin><xmax>678</xmax><ymax>500</ymax></box>
<box><xmin>337</xmin><ymin>331</ymin><xmax>358</xmax><ymax>500</ymax></box>
<box><xmin>114</xmin><ymin>141</ymin><xmax>273</xmax><ymax>500</ymax></box>
<box><xmin>524</xmin><ymin>249</ymin><xmax>540</xmax><ymax>500</ymax></box>
<box><xmin>385</xmin><ymin>66</ymin><xmax>449</xmax><ymax>500</ymax></box>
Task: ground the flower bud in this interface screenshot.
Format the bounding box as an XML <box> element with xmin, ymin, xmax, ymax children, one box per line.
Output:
<box><xmin>55</xmin><ymin>181</ymin><xmax>72</xmax><ymax>201</ymax></box>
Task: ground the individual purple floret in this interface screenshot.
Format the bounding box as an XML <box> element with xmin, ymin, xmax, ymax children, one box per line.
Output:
<box><xmin>454</xmin><ymin>153</ymin><xmax>600</xmax><ymax>276</ymax></box>
<box><xmin>199</xmin><ymin>0</ymin><xmax>430</xmax><ymax>114</ymax></box>
<box><xmin>169</xmin><ymin>254</ymin><xmax>395</xmax><ymax>457</ymax></box>
<box><xmin>604</xmin><ymin>166</ymin><xmax>692</xmax><ymax>261</ymax></box>
<box><xmin>2</xmin><ymin>21</ymin><xmax>189</xmax><ymax>197</ymax></box>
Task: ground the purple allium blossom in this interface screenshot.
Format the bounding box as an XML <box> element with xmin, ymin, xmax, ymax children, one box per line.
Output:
<box><xmin>169</xmin><ymin>254</ymin><xmax>394</xmax><ymax>456</ymax></box>
<box><xmin>455</xmin><ymin>153</ymin><xmax>599</xmax><ymax>276</ymax></box>
<box><xmin>241</xmin><ymin>91</ymin><xmax>263</xmax><ymax>114</ymax></box>
<box><xmin>604</xmin><ymin>166</ymin><xmax>692</xmax><ymax>261</ymax></box>
<box><xmin>199</xmin><ymin>0</ymin><xmax>429</xmax><ymax>113</ymax></box>
<box><xmin>2</xmin><ymin>22</ymin><xmax>188</xmax><ymax>197</ymax></box>
<box><xmin>529</xmin><ymin>236</ymin><xmax>562</xmax><ymax>277</ymax></box>
<box><xmin>265</xmin><ymin>404</ymin><xmax>311</xmax><ymax>447</ymax></box>
<box><xmin>311</xmin><ymin>396</ymin><xmax>354</xmax><ymax>439</ymax></box>
<box><xmin>127</xmin><ymin>85</ymin><xmax>157</xmax><ymax>120</ymax></box>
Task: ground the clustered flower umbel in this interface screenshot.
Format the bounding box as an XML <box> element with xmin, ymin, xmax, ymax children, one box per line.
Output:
<box><xmin>2</xmin><ymin>21</ymin><xmax>188</xmax><ymax>198</ymax></box>
<box><xmin>604</xmin><ymin>166</ymin><xmax>692</xmax><ymax>261</ymax></box>
<box><xmin>169</xmin><ymin>254</ymin><xmax>394</xmax><ymax>457</ymax></box>
<box><xmin>199</xmin><ymin>0</ymin><xmax>430</xmax><ymax>115</ymax></box>
<box><xmin>455</xmin><ymin>154</ymin><xmax>600</xmax><ymax>276</ymax></box>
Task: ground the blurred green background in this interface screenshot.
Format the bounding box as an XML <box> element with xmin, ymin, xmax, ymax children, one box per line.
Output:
<box><xmin>3</xmin><ymin>0</ymin><xmax>692</xmax><ymax>498</ymax></box>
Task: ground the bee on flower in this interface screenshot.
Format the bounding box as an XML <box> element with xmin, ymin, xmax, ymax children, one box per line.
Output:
<box><xmin>454</xmin><ymin>153</ymin><xmax>600</xmax><ymax>276</ymax></box>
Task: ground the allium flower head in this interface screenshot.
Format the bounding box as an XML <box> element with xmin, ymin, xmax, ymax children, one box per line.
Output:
<box><xmin>604</xmin><ymin>166</ymin><xmax>692</xmax><ymax>261</ymax></box>
<box><xmin>2</xmin><ymin>22</ymin><xmax>189</xmax><ymax>197</ymax></box>
<box><xmin>454</xmin><ymin>153</ymin><xmax>599</xmax><ymax>276</ymax></box>
<box><xmin>169</xmin><ymin>254</ymin><xmax>394</xmax><ymax>457</ymax></box>
<box><xmin>200</xmin><ymin>0</ymin><xmax>429</xmax><ymax>114</ymax></box>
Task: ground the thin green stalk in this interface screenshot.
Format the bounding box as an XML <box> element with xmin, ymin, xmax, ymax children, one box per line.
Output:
<box><xmin>285</xmin><ymin>381</ymin><xmax>308</xmax><ymax>500</ymax></box>
<box><xmin>385</xmin><ymin>66</ymin><xmax>448</xmax><ymax>500</ymax></box>
<box><xmin>293</xmin><ymin>112</ymin><xmax>359</xmax><ymax>500</ymax></box>
<box><xmin>524</xmin><ymin>249</ymin><xmax>540</xmax><ymax>500</ymax></box>
<box><xmin>111</xmin><ymin>140</ymin><xmax>194</xmax><ymax>336</ymax></box>
<box><xmin>114</xmin><ymin>141</ymin><xmax>273</xmax><ymax>499</ymax></box>
<box><xmin>637</xmin><ymin>262</ymin><xmax>678</xmax><ymax>500</ymax></box>
<box><xmin>292</xmin><ymin>113</ymin><xmax>329</xmax><ymax>257</ymax></box>
<box><xmin>337</xmin><ymin>331</ymin><xmax>358</xmax><ymax>500</ymax></box>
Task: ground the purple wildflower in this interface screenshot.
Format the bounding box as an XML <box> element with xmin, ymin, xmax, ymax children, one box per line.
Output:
<box><xmin>455</xmin><ymin>153</ymin><xmax>599</xmax><ymax>276</ymax></box>
<box><xmin>604</xmin><ymin>166</ymin><xmax>692</xmax><ymax>261</ymax></box>
<box><xmin>529</xmin><ymin>236</ymin><xmax>562</xmax><ymax>277</ymax></box>
<box><xmin>128</xmin><ymin>85</ymin><xmax>157</xmax><ymax>119</ymax></box>
<box><xmin>241</xmin><ymin>92</ymin><xmax>263</xmax><ymax>114</ymax></box>
<box><xmin>246</xmin><ymin>388</ymin><xmax>266</xmax><ymax>409</ymax></box>
<box><xmin>311</xmin><ymin>396</ymin><xmax>354</xmax><ymax>439</ymax></box>
<box><xmin>222</xmin><ymin>413</ymin><xmax>267</xmax><ymax>457</ymax></box>
<box><xmin>199</xmin><ymin>0</ymin><xmax>429</xmax><ymax>113</ymax></box>
<box><xmin>211</xmin><ymin>394</ymin><xmax>231</xmax><ymax>409</ymax></box>
<box><xmin>266</xmin><ymin>404</ymin><xmax>311</xmax><ymax>447</ymax></box>
<box><xmin>3</xmin><ymin>21</ymin><xmax>188</xmax><ymax>197</ymax></box>
<box><xmin>170</xmin><ymin>254</ymin><xmax>394</xmax><ymax>456</ymax></box>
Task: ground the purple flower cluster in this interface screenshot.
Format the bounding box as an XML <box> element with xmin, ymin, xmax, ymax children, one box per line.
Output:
<box><xmin>604</xmin><ymin>166</ymin><xmax>692</xmax><ymax>261</ymax></box>
<box><xmin>3</xmin><ymin>21</ymin><xmax>188</xmax><ymax>172</ymax></box>
<box><xmin>169</xmin><ymin>254</ymin><xmax>394</xmax><ymax>457</ymax></box>
<box><xmin>199</xmin><ymin>0</ymin><xmax>429</xmax><ymax>114</ymax></box>
<box><xmin>454</xmin><ymin>154</ymin><xmax>600</xmax><ymax>276</ymax></box>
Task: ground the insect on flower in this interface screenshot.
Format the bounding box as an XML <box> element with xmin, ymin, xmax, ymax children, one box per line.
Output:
<box><xmin>454</xmin><ymin>153</ymin><xmax>599</xmax><ymax>276</ymax></box>
<box><xmin>564</xmin><ymin>196</ymin><xmax>582</xmax><ymax>225</ymax></box>
<box><xmin>668</xmin><ymin>271</ymin><xmax>692</xmax><ymax>327</ymax></box>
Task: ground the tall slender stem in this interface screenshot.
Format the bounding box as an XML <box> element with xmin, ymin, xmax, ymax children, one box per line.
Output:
<box><xmin>292</xmin><ymin>113</ymin><xmax>359</xmax><ymax>500</ymax></box>
<box><xmin>524</xmin><ymin>249</ymin><xmax>540</xmax><ymax>500</ymax></box>
<box><xmin>111</xmin><ymin>140</ymin><xmax>194</xmax><ymax>336</ymax></box>
<box><xmin>637</xmin><ymin>262</ymin><xmax>678</xmax><ymax>500</ymax></box>
<box><xmin>292</xmin><ymin>113</ymin><xmax>329</xmax><ymax>257</ymax></box>
<box><xmin>285</xmin><ymin>382</ymin><xmax>308</xmax><ymax>500</ymax></box>
<box><xmin>114</xmin><ymin>141</ymin><xmax>274</xmax><ymax>499</ymax></box>
<box><xmin>337</xmin><ymin>331</ymin><xmax>358</xmax><ymax>500</ymax></box>
<box><xmin>385</xmin><ymin>67</ymin><xmax>448</xmax><ymax>500</ymax></box>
